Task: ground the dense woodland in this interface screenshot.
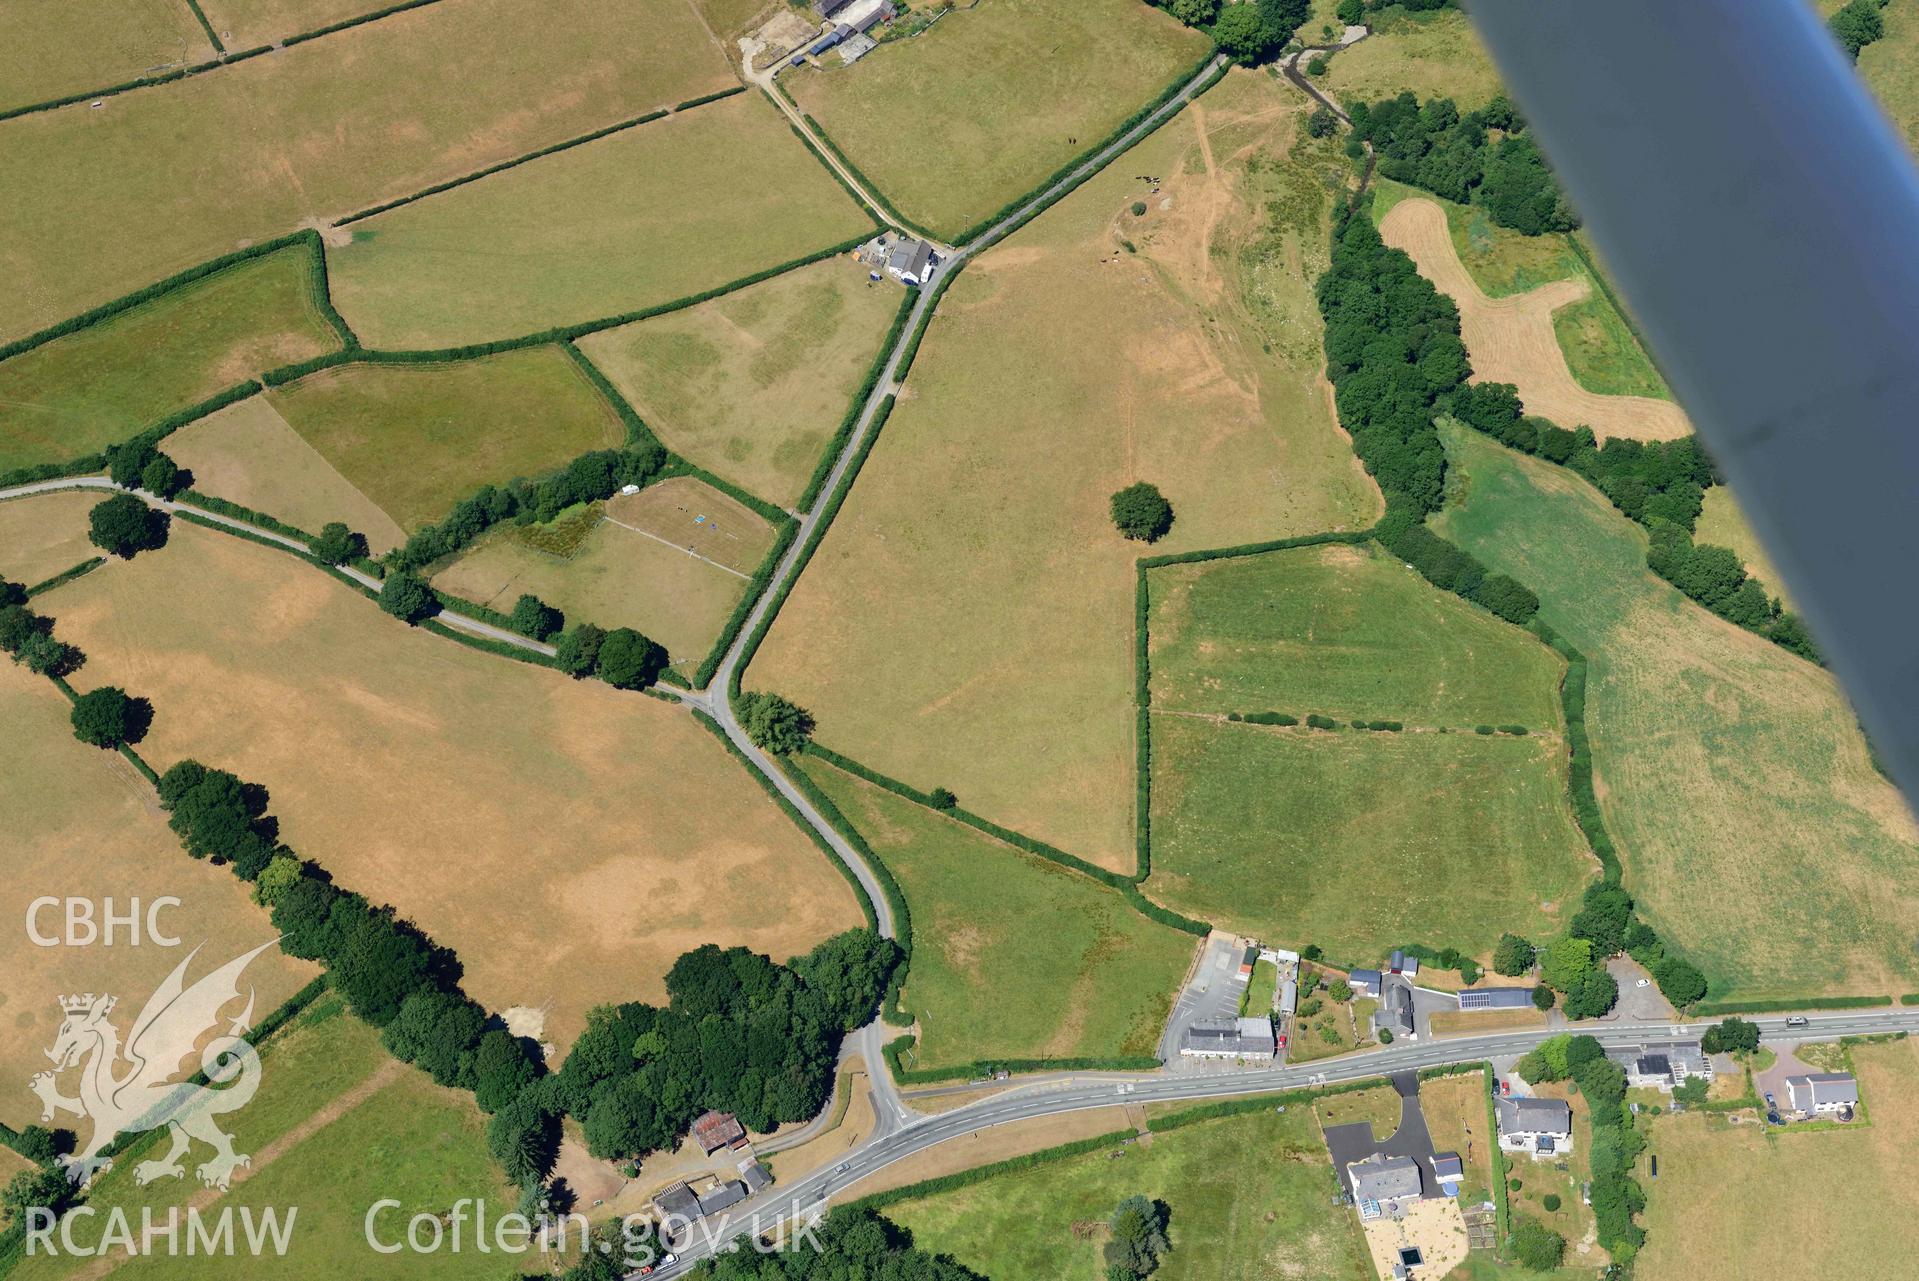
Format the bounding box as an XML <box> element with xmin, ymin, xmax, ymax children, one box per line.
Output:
<box><xmin>1351</xmin><ymin>92</ymin><xmax>1577</xmax><ymax>235</ymax></box>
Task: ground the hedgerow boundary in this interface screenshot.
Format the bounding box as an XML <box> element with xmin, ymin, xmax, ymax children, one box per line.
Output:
<box><xmin>22</xmin><ymin>557</ymin><xmax>105</xmax><ymax>600</ymax></box>
<box><xmin>182</xmin><ymin>0</ymin><xmax>225</xmax><ymax>52</ymax></box>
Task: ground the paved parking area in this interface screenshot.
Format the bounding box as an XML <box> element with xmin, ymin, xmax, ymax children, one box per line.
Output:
<box><xmin>1322</xmin><ymin>1071</ymin><xmax>1440</xmax><ymax>1195</ymax></box>
<box><xmin>1156</xmin><ymin>933</ymin><xmax>1248</xmax><ymax>1064</ymax></box>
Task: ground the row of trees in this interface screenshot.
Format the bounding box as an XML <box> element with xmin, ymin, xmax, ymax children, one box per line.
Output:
<box><xmin>1512</xmin><ymin>1033</ymin><xmax>1647</xmax><ymax>1261</ymax></box>
<box><xmin>1350</xmin><ymin>92</ymin><xmax>1578</xmax><ymax>235</ymax></box>
<box><xmin>0</xmin><ymin>588</ymin><xmax>82</xmax><ymax>679</ymax></box>
<box><xmin>1152</xmin><ymin>0</ymin><xmax>1307</xmax><ymax>66</ymax></box>
<box><xmin>1448</xmin><ymin>382</ymin><xmax>1819</xmax><ymax>661</ymax></box>
<box><xmin>103</xmin><ymin>439</ymin><xmax>187</xmax><ymax>500</ymax></box>
<box><xmin>385</xmin><ymin>444</ymin><xmax>665</xmax><ymax>573</ymax></box>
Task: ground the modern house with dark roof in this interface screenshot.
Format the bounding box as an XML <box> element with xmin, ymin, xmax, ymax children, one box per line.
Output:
<box><xmin>885</xmin><ymin>238</ymin><xmax>935</xmax><ymax>286</ymax></box>
<box><xmin>1457</xmin><ymin>987</ymin><xmax>1536</xmax><ymax>1011</ymax></box>
<box><xmin>1347</xmin><ymin>968</ymin><xmax>1382</xmax><ymax>998</ymax></box>
<box><xmin>1496</xmin><ymin>1096</ymin><xmax>1574</xmax><ymax>1156</ymax></box>
<box><xmin>1180</xmin><ymin>1015</ymin><xmax>1277</xmax><ymax>1060</ymax></box>
<box><xmin>1431</xmin><ymin>1152</ymin><xmax>1464</xmax><ymax>1196</ymax></box>
<box><xmin>814</xmin><ymin>0</ymin><xmax>854</xmax><ymax>17</ymax></box>
<box><xmin>692</xmin><ymin>1110</ymin><xmax>747</xmax><ymax>1155</ymax></box>
<box><xmin>1605</xmin><ymin>1041</ymin><xmax>1713</xmax><ymax>1091</ymax></box>
<box><xmin>1347</xmin><ymin>1153</ymin><xmax>1424</xmax><ymax>1219</ymax></box>
<box><xmin>1785</xmin><ymin>1072</ymin><xmax>1859</xmax><ymax>1117</ymax></box>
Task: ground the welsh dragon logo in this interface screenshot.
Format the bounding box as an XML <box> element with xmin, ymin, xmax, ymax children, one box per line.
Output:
<box><xmin>30</xmin><ymin>941</ymin><xmax>275</xmax><ymax>1190</ymax></box>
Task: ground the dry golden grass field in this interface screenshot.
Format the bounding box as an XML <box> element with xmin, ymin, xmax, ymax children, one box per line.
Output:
<box><xmin>1434</xmin><ymin>424</ymin><xmax>1919</xmax><ymax>1000</ymax></box>
<box><xmin>784</xmin><ymin>0</ymin><xmax>1210</xmax><ymax>238</ymax></box>
<box><xmin>0</xmin><ymin>659</ymin><xmax>317</xmax><ymax>1130</ymax></box>
<box><xmin>195</xmin><ymin>0</ymin><xmax>419</xmax><ymax>47</ymax></box>
<box><xmin>40</xmin><ymin>522</ymin><xmax>864</xmax><ymax>1051</ymax></box>
<box><xmin>1321</xmin><ymin>4</ymin><xmax>1503</xmax><ymax>110</ymax></box>
<box><xmin>433</xmin><ymin>477</ymin><xmax>771</xmax><ymax>664</ymax></box>
<box><xmin>0</xmin><ymin>0</ymin><xmax>212</xmax><ymax>115</ymax></box>
<box><xmin>577</xmin><ymin>256</ymin><xmax>903</xmax><ymax>506</ymax></box>
<box><xmin>267</xmin><ymin>349</ymin><xmax>627</xmax><ymax>532</ymax></box>
<box><xmin>604</xmin><ymin>475</ymin><xmax>779</xmax><ymax>576</ymax></box>
<box><xmin>0</xmin><ymin>490</ymin><xmax>102</xmax><ymax>587</ymax></box>
<box><xmin>750</xmin><ymin>74</ymin><xmax>1379</xmax><ymax>872</ymax></box>
<box><xmin>1637</xmin><ymin>1037</ymin><xmax>1919</xmax><ymax>1281</ymax></box>
<box><xmin>0</xmin><ymin>245</ymin><xmax>343</xmax><ymax>473</ymax></box>
<box><xmin>327</xmin><ymin>92</ymin><xmax>874</xmax><ymax>348</ymax></box>
<box><xmin>1379</xmin><ymin>198</ymin><xmax>1690</xmax><ymax>442</ymax></box>
<box><xmin>0</xmin><ymin>0</ymin><xmax>733</xmax><ymax>336</ymax></box>
<box><xmin>167</xmin><ymin>395</ymin><xmax>409</xmax><ymax>553</ymax></box>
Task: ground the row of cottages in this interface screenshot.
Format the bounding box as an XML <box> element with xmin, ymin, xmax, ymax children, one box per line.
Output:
<box><xmin>1496</xmin><ymin>1096</ymin><xmax>1574</xmax><ymax>1157</ymax></box>
<box><xmin>1785</xmin><ymin>1072</ymin><xmax>1859</xmax><ymax>1118</ymax></box>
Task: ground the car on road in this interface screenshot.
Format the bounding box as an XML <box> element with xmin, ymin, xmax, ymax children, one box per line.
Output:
<box><xmin>1785</xmin><ymin>1015</ymin><xmax>1810</xmax><ymax>1027</ymax></box>
<box><xmin>662</xmin><ymin>1254</ymin><xmax>677</xmax><ymax>1265</ymax></box>
<box><xmin>836</xmin><ymin>1162</ymin><xmax>851</xmax><ymax>1174</ymax></box>
<box><xmin>1499</xmin><ymin>1078</ymin><xmax>1510</xmax><ymax>1096</ymax></box>
<box><xmin>1635</xmin><ymin>978</ymin><xmax>1651</xmax><ymax>987</ymax></box>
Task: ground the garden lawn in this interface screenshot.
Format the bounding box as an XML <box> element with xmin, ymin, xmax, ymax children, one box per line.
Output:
<box><xmin>1147</xmin><ymin>540</ymin><xmax>1563</xmax><ymax>728</ymax></box>
<box><xmin>39</xmin><ymin>522</ymin><xmax>864</xmax><ymax>1051</ymax></box>
<box><xmin>1432</xmin><ymin>422</ymin><xmax>1919</xmax><ymax>999</ymax></box>
<box><xmin>750</xmin><ymin>76</ymin><xmax>1378</xmax><ymax>873</ymax></box>
<box><xmin>783</xmin><ymin>0</ymin><xmax>1210</xmax><ymax>239</ymax></box>
<box><xmin>0</xmin><ymin>0</ymin><xmax>212</xmax><ymax>115</ymax></box>
<box><xmin>13</xmin><ymin>997</ymin><xmax>521</xmax><ymax>1281</ymax></box>
<box><xmin>797</xmin><ymin>756</ymin><xmax>1195</xmax><ymax>1070</ymax></box>
<box><xmin>0</xmin><ymin>0</ymin><xmax>732</xmax><ymax>336</ymax></box>
<box><xmin>0</xmin><ymin>658</ymin><xmax>316</xmax><ymax>1131</ymax></box>
<box><xmin>327</xmin><ymin>92</ymin><xmax>875</xmax><ymax>347</ymax></box>
<box><xmin>1145</xmin><ymin>717</ymin><xmax>1591</xmax><ymax>962</ymax></box>
<box><xmin>577</xmin><ymin>256</ymin><xmax>903</xmax><ymax>507</ymax></box>
<box><xmin>1322</xmin><ymin>4</ymin><xmax>1503</xmax><ymax>110</ymax></box>
<box><xmin>882</xmin><ymin>1105</ymin><xmax>1372</xmax><ymax>1281</ymax></box>
<box><xmin>0</xmin><ymin>246</ymin><xmax>343</xmax><ymax>472</ymax></box>
<box><xmin>1636</xmin><ymin>1037</ymin><xmax>1919</xmax><ymax>1281</ymax></box>
<box><xmin>266</xmin><ymin>348</ymin><xmax>626</xmax><ymax>532</ymax></box>
<box><xmin>0</xmin><ymin>491</ymin><xmax>104</xmax><ymax>588</ymax></box>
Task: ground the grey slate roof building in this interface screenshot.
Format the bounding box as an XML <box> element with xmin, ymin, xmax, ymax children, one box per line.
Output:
<box><xmin>740</xmin><ymin>1161</ymin><xmax>773</xmax><ymax>1194</ymax></box>
<box><xmin>1348</xmin><ymin>968</ymin><xmax>1382</xmax><ymax>997</ymax></box>
<box><xmin>1786</xmin><ymin>1072</ymin><xmax>1859</xmax><ymax>1114</ymax></box>
<box><xmin>1497</xmin><ymin>1096</ymin><xmax>1573</xmax><ymax>1146</ymax></box>
<box><xmin>696</xmin><ymin>1180</ymin><xmax>748</xmax><ymax>1217</ymax></box>
<box><xmin>653</xmin><ymin>1181</ymin><xmax>700</xmax><ymax>1223</ymax></box>
<box><xmin>1180</xmin><ymin>1015</ymin><xmax>1277</xmax><ymax>1059</ymax></box>
<box><xmin>1431</xmin><ymin>1152</ymin><xmax>1464</xmax><ymax>1192</ymax></box>
<box><xmin>1373</xmin><ymin>981</ymin><xmax>1416</xmax><ymax>1040</ymax></box>
<box><xmin>1347</xmin><ymin>1153</ymin><xmax>1424</xmax><ymax>1216</ymax></box>
<box><xmin>1605</xmin><ymin>1040</ymin><xmax>1712</xmax><ymax>1089</ymax></box>
<box><xmin>885</xmin><ymin>238</ymin><xmax>935</xmax><ymax>286</ymax></box>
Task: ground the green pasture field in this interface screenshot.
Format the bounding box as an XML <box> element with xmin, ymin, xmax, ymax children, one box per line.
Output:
<box><xmin>1432</xmin><ymin>422</ymin><xmax>1919</xmax><ymax>1000</ymax></box>
<box><xmin>1145</xmin><ymin>716</ymin><xmax>1591</xmax><ymax>961</ymax></box>
<box><xmin>0</xmin><ymin>0</ymin><xmax>733</xmax><ymax>336</ymax></box>
<box><xmin>1321</xmin><ymin>4</ymin><xmax>1503</xmax><ymax>110</ymax></box>
<box><xmin>327</xmin><ymin>92</ymin><xmax>874</xmax><ymax>347</ymax></box>
<box><xmin>1551</xmin><ymin>291</ymin><xmax>1671</xmax><ymax>399</ymax></box>
<box><xmin>267</xmin><ymin>347</ymin><xmax>625</xmax><ymax>531</ymax></box>
<box><xmin>1147</xmin><ymin>540</ymin><xmax>1563</xmax><ymax>728</ymax></box>
<box><xmin>749</xmin><ymin>76</ymin><xmax>1378</xmax><ymax>874</ymax></box>
<box><xmin>0</xmin><ymin>246</ymin><xmax>342</xmax><ymax>472</ymax></box>
<box><xmin>430</xmin><ymin>498</ymin><xmax>756</xmax><ymax>664</ymax></box>
<box><xmin>14</xmin><ymin>997</ymin><xmax>519</xmax><ymax>1281</ymax></box>
<box><xmin>783</xmin><ymin>0</ymin><xmax>1209</xmax><ymax>238</ymax></box>
<box><xmin>577</xmin><ymin>256</ymin><xmax>902</xmax><ymax>506</ymax></box>
<box><xmin>1693</xmin><ymin>485</ymin><xmax>1794</xmax><ymax>610</ymax></box>
<box><xmin>799</xmin><ymin>756</ymin><xmax>1194</xmax><ymax>1069</ymax></box>
<box><xmin>882</xmin><ymin>1104</ymin><xmax>1372</xmax><ymax>1281</ymax></box>
<box><xmin>0</xmin><ymin>490</ymin><xmax>103</xmax><ymax>587</ymax></box>
<box><xmin>0</xmin><ymin>0</ymin><xmax>213</xmax><ymax>115</ymax></box>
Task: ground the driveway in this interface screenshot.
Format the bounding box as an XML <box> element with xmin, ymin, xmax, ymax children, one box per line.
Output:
<box><xmin>1603</xmin><ymin>956</ymin><xmax>1675</xmax><ymax>1023</ymax></box>
<box><xmin>1322</xmin><ymin>1071</ymin><xmax>1440</xmax><ymax>1196</ymax></box>
<box><xmin>1753</xmin><ymin>1043</ymin><xmax>1821</xmax><ymax>1113</ymax></box>
<box><xmin>1157</xmin><ymin>933</ymin><xmax>1248</xmax><ymax>1065</ymax></box>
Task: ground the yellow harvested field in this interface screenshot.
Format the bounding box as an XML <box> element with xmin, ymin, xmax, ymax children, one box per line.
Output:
<box><xmin>0</xmin><ymin>661</ymin><xmax>317</xmax><ymax>1130</ymax></box>
<box><xmin>1638</xmin><ymin>1038</ymin><xmax>1919</xmax><ymax>1281</ymax></box>
<box><xmin>167</xmin><ymin>395</ymin><xmax>409</xmax><ymax>553</ymax></box>
<box><xmin>1379</xmin><ymin>198</ymin><xmax>1691</xmax><ymax>441</ymax></box>
<box><xmin>326</xmin><ymin>92</ymin><xmax>874</xmax><ymax>348</ymax></box>
<box><xmin>0</xmin><ymin>491</ymin><xmax>102</xmax><ymax>587</ymax></box>
<box><xmin>750</xmin><ymin>76</ymin><xmax>1378</xmax><ymax>871</ymax></box>
<box><xmin>40</xmin><ymin>523</ymin><xmax>864</xmax><ymax>1051</ymax></box>
<box><xmin>0</xmin><ymin>0</ymin><xmax>212</xmax><ymax>115</ymax></box>
<box><xmin>0</xmin><ymin>0</ymin><xmax>735</xmax><ymax>335</ymax></box>
<box><xmin>432</xmin><ymin>511</ymin><xmax>753</xmax><ymax>663</ymax></box>
<box><xmin>577</xmin><ymin>256</ymin><xmax>904</xmax><ymax>506</ymax></box>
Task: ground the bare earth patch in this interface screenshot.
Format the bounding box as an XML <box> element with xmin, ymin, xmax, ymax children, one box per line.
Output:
<box><xmin>1379</xmin><ymin>198</ymin><xmax>1690</xmax><ymax>441</ymax></box>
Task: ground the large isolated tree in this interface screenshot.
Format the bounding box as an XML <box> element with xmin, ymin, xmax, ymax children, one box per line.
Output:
<box><xmin>594</xmin><ymin>627</ymin><xmax>666</xmax><ymax>690</ymax></box>
<box><xmin>739</xmin><ymin>691</ymin><xmax>814</xmax><ymax>754</ymax></box>
<box><xmin>1109</xmin><ymin>481</ymin><xmax>1174</xmax><ymax>543</ymax></box>
<box><xmin>88</xmin><ymin>493</ymin><xmax>167</xmax><ymax>558</ymax></box>
<box><xmin>70</xmin><ymin>686</ymin><xmax>149</xmax><ymax>748</ymax></box>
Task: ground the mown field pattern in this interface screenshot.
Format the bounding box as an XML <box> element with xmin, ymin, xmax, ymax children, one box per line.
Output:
<box><xmin>0</xmin><ymin>0</ymin><xmax>212</xmax><ymax>114</ymax></box>
<box><xmin>577</xmin><ymin>257</ymin><xmax>902</xmax><ymax>506</ymax></box>
<box><xmin>885</xmin><ymin>1106</ymin><xmax>1372</xmax><ymax>1281</ymax></box>
<box><xmin>0</xmin><ymin>659</ymin><xmax>316</xmax><ymax>1130</ymax></box>
<box><xmin>784</xmin><ymin>0</ymin><xmax>1209</xmax><ymax>237</ymax></box>
<box><xmin>0</xmin><ymin>246</ymin><xmax>342</xmax><ymax>472</ymax></box>
<box><xmin>751</xmin><ymin>78</ymin><xmax>1378</xmax><ymax>873</ymax></box>
<box><xmin>1433</xmin><ymin>423</ymin><xmax>1919</xmax><ymax>998</ymax></box>
<box><xmin>1147</xmin><ymin>541</ymin><xmax>1563</xmax><ymax>727</ymax></box>
<box><xmin>0</xmin><ymin>0</ymin><xmax>733</xmax><ymax>335</ymax></box>
<box><xmin>1147</xmin><ymin>717</ymin><xmax>1590</xmax><ymax>960</ymax></box>
<box><xmin>267</xmin><ymin>349</ymin><xmax>625</xmax><ymax>531</ymax></box>
<box><xmin>40</xmin><ymin>524</ymin><xmax>863</xmax><ymax>1050</ymax></box>
<box><xmin>800</xmin><ymin>758</ymin><xmax>1195</xmax><ymax>1069</ymax></box>
<box><xmin>14</xmin><ymin>999</ymin><xmax>517</xmax><ymax>1281</ymax></box>
<box><xmin>328</xmin><ymin>92</ymin><xmax>874</xmax><ymax>347</ymax></box>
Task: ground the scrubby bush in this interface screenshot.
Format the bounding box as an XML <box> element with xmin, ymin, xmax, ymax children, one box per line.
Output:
<box><xmin>509</xmin><ymin>593</ymin><xmax>564</xmax><ymax>641</ymax></box>
<box><xmin>928</xmin><ymin>787</ymin><xmax>958</xmax><ymax>810</ymax></box>
<box><xmin>1510</xmin><ymin>1217</ymin><xmax>1565</xmax><ymax>1271</ymax></box>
